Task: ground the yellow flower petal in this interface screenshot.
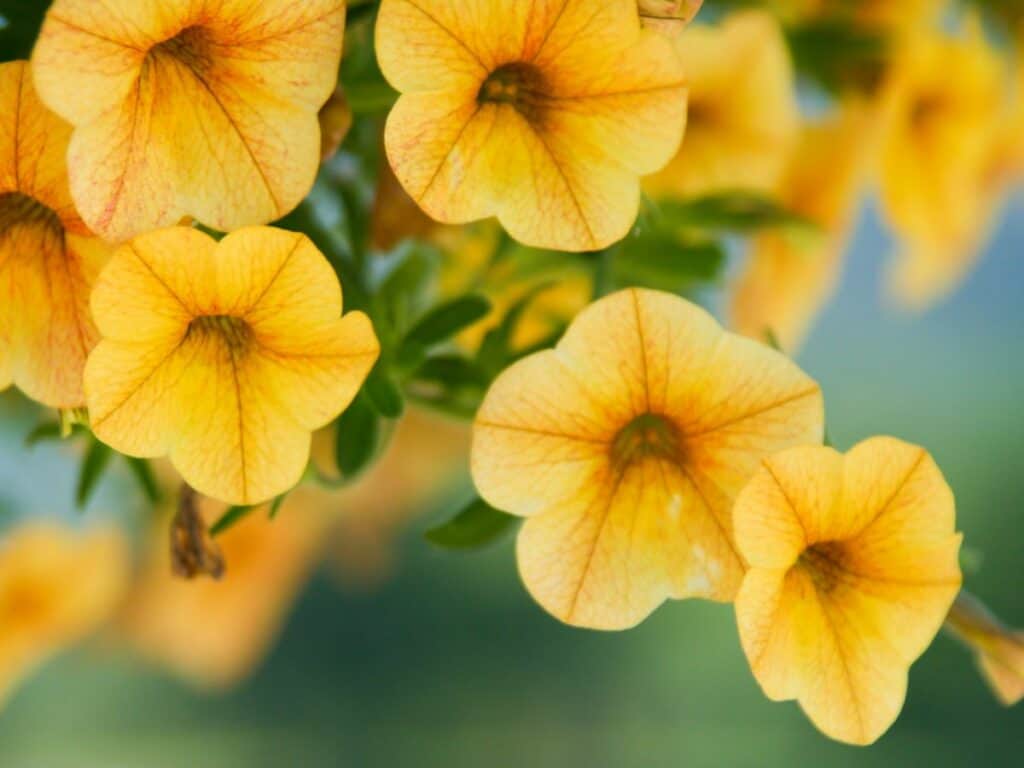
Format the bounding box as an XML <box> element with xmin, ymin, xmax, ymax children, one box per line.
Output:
<box><xmin>32</xmin><ymin>0</ymin><xmax>346</xmax><ymax>242</ymax></box>
<box><xmin>734</xmin><ymin>437</ymin><xmax>962</xmax><ymax>745</ymax></box>
<box><xmin>730</xmin><ymin>105</ymin><xmax>874</xmax><ymax>351</ymax></box>
<box><xmin>945</xmin><ymin>591</ymin><xmax>1024</xmax><ymax>707</ymax></box>
<box><xmin>0</xmin><ymin>523</ymin><xmax>128</xmax><ymax>708</ymax></box>
<box><xmin>0</xmin><ymin>60</ymin><xmax>111</xmax><ymax>408</ymax></box>
<box><xmin>472</xmin><ymin>288</ymin><xmax>823</xmax><ymax>629</ymax></box>
<box><xmin>644</xmin><ymin>11</ymin><xmax>798</xmax><ymax>200</ymax></box>
<box><xmin>85</xmin><ymin>226</ymin><xmax>380</xmax><ymax>505</ymax></box>
<box><xmin>877</xmin><ymin>15</ymin><xmax>1007</xmax><ymax>308</ymax></box>
<box><xmin>638</xmin><ymin>1</ymin><xmax>704</xmax><ymax>35</ymax></box>
<box><xmin>377</xmin><ymin>0</ymin><xmax>686</xmax><ymax>251</ymax></box>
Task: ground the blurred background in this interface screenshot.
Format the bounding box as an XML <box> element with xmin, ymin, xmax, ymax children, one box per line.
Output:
<box><xmin>1</xmin><ymin>1</ymin><xmax>1023</xmax><ymax>766</ymax></box>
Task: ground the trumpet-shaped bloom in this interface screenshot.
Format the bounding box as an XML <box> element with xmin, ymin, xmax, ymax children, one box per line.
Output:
<box><xmin>84</xmin><ymin>226</ymin><xmax>380</xmax><ymax>505</ymax></box>
<box><xmin>734</xmin><ymin>438</ymin><xmax>962</xmax><ymax>745</ymax></box>
<box><xmin>0</xmin><ymin>60</ymin><xmax>111</xmax><ymax>408</ymax></box>
<box><xmin>31</xmin><ymin>0</ymin><xmax>346</xmax><ymax>243</ymax></box>
<box><xmin>731</xmin><ymin>106</ymin><xmax>873</xmax><ymax>351</ymax></box>
<box><xmin>119</xmin><ymin>485</ymin><xmax>324</xmax><ymax>689</ymax></box>
<box><xmin>645</xmin><ymin>11</ymin><xmax>798</xmax><ymax>200</ymax></box>
<box><xmin>0</xmin><ymin>523</ymin><xmax>128</xmax><ymax>709</ymax></box>
<box><xmin>946</xmin><ymin>591</ymin><xmax>1024</xmax><ymax>707</ymax></box>
<box><xmin>472</xmin><ymin>288</ymin><xmax>823</xmax><ymax>629</ymax></box>
<box><xmin>877</xmin><ymin>18</ymin><xmax>1007</xmax><ymax>307</ymax></box>
<box><xmin>376</xmin><ymin>0</ymin><xmax>687</xmax><ymax>252</ymax></box>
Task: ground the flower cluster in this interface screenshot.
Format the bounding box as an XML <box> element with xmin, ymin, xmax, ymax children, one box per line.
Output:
<box><xmin>0</xmin><ymin>0</ymin><xmax>1019</xmax><ymax>746</ymax></box>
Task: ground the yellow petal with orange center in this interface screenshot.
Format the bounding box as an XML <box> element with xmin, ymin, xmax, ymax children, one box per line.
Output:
<box><xmin>377</xmin><ymin>0</ymin><xmax>687</xmax><ymax>252</ymax></box>
<box><xmin>32</xmin><ymin>0</ymin><xmax>346</xmax><ymax>242</ymax></box>
<box><xmin>0</xmin><ymin>60</ymin><xmax>111</xmax><ymax>408</ymax></box>
<box><xmin>85</xmin><ymin>226</ymin><xmax>380</xmax><ymax>505</ymax></box>
<box><xmin>644</xmin><ymin>11</ymin><xmax>798</xmax><ymax>200</ymax></box>
<box><xmin>472</xmin><ymin>288</ymin><xmax>823</xmax><ymax>629</ymax></box>
<box><xmin>734</xmin><ymin>438</ymin><xmax>962</xmax><ymax>745</ymax></box>
<box><xmin>0</xmin><ymin>523</ymin><xmax>128</xmax><ymax>708</ymax></box>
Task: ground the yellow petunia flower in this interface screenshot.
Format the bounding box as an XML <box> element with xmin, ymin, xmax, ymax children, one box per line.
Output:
<box><xmin>376</xmin><ymin>0</ymin><xmax>687</xmax><ymax>252</ymax></box>
<box><xmin>734</xmin><ymin>438</ymin><xmax>962</xmax><ymax>745</ymax></box>
<box><xmin>119</xmin><ymin>486</ymin><xmax>324</xmax><ymax>689</ymax></box>
<box><xmin>730</xmin><ymin>105</ymin><xmax>874</xmax><ymax>352</ymax></box>
<box><xmin>31</xmin><ymin>0</ymin><xmax>346</xmax><ymax>243</ymax></box>
<box><xmin>645</xmin><ymin>11</ymin><xmax>799</xmax><ymax>200</ymax></box>
<box><xmin>0</xmin><ymin>523</ymin><xmax>128</xmax><ymax>709</ymax></box>
<box><xmin>0</xmin><ymin>60</ymin><xmax>111</xmax><ymax>408</ymax></box>
<box><xmin>471</xmin><ymin>288</ymin><xmax>824</xmax><ymax>629</ymax></box>
<box><xmin>84</xmin><ymin>226</ymin><xmax>380</xmax><ymax>505</ymax></box>
<box><xmin>877</xmin><ymin>16</ymin><xmax>1007</xmax><ymax>308</ymax></box>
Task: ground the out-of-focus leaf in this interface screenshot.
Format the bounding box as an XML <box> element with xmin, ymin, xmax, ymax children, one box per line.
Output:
<box><xmin>125</xmin><ymin>457</ymin><xmax>162</xmax><ymax>504</ymax></box>
<box><xmin>0</xmin><ymin>1</ymin><xmax>48</xmax><ymax>60</ymax></box>
<box><xmin>24</xmin><ymin>421</ymin><xmax>63</xmax><ymax>447</ymax></box>
<box><xmin>424</xmin><ymin>498</ymin><xmax>519</xmax><ymax>550</ymax></box>
<box><xmin>616</xmin><ymin>230</ymin><xmax>726</xmax><ymax>291</ymax></box>
<box><xmin>658</xmin><ymin>192</ymin><xmax>815</xmax><ymax>234</ymax></box>
<box><xmin>786</xmin><ymin>19</ymin><xmax>888</xmax><ymax>94</ymax></box>
<box><xmin>335</xmin><ymin>394</ymin><xmax>380</xmax><ymax>478</ymax></box>
<box><xmin>475</xmin><ymin>283</ymin><xmax>555</xmax><ymax>376</ymax></box>
<box><xmin>268</xmin><ymin>494</ymin><xmax>287</xmax><ymax>520</ymax></box>
<box><xmin>402</xmin><ymin>295</ymin><xmax>491</xmax><ymax>351</ymax></box>
<box><xmin>364</xmin><ymin>364</ymin><xmax>405</xmax><ymax>418</ymax></box>
<box><xmin>76</xmin><ymin>440</ymin><xmax>113</xmax><ymax>509</ymax></box>
<box><xmin>210</xmin><ymin>504</ymin><xmax>255</xmax><ymax>537</ymax></box>
<box><xmin>413</xmin><ymin>355</ymin><xmax>489</xmax><ymax>389</ymax></box>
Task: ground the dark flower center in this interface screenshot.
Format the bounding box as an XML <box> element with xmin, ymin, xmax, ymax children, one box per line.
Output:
<box><xmin>188</xmin><ymin>314</ymin><xmax>252</xmax><ymax>353</ymax></box>
<box><xmin>798</xmin><ymin>541</ymin><xmax>848</xmax><ymax>593</ymax></box>
<box><xmin>152</xmin><ymin>25</ymin><xmax>214</xmax><ymax>73</ymax></box>
<box><xmin>478</xmin><ymin>63</ymin><xmax>548</xmax><ymax>120</ymax></box>
<box><xmin>0</xmin><ymin>192</ymin><xmax>63</xmax><ymax>238</ymax></box>
<box><xmin>611</xmin><ymin>412</ymin><xmax>681</xmax><ymax>471</ymax></box>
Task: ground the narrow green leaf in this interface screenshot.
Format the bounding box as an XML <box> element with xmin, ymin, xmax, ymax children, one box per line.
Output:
<box><xmin>659</xmin><ymin>192</ymin><xmax>815</xmax><ymax>234</ymax></box>
<box><xmin>475</xmin><ymin>282</ymin><xmax>555</xmax><ymax>376</ymax></box>
<box><xmin>76</xmin><ymin>440</ymin><xmax>113</xmax><ymax>509</ymax></box>
<box><xmin>402</xmin><ymin>295</ymin><xmax>491</xmax><ymax>350</ymax></box>
<box><xmin>364</xmin><ymin>365</ymin><xmax>405</xmax><ymax>418</ymax></box>
<box><xmin>616</xmin><ymin>233</ymin><xmax>725</xmax><ymax>290</ymax></box>
<box><xmin>413</xmin><ymin>355</ymin><xmax>488</xmax><ymax>389</ymax></box>
<box><xmin>335</xmin><ymin>395</ymin><xmax>380</xmax><ymax>478</ymax></box>
<box><xmin>268</xmin><ymin>494</ymin><xmax>287</xmax><ymax>520</ymax></box>
<box><xmin>425</xmin><ymin>498</ymin><xmax>519</xmax><ymax>550</ymax></box>
<box><xmin>24</xmin><ymin>421</ymin><xmax>63</xmax><ymax>447</ymax></box>
<box><xmin>124</xmin><ymin>457</ymin><xmax>162</xmax><ymax>504</ymax></box>
<box><xmin>210</xmin><ymin>504</ymin><xmax>256</xmax><ymax>536</ymax></box>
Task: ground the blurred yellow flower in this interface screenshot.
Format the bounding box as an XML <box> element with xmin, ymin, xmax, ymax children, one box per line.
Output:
<box><xmin>779</xmin><ymin>0</ymin><xmax>941</xmax><ymax>31</ymax></box>
<box><xmin>0</xmin><ymin>60</ymin><xmax>110</xmax><ymax>408</ymax></box>
<box><xmin>376</xmin><ymin>0</ymin><xmax>687</xmax><ymax>251</ymax></box>
<box><xmin>119</xmin><ymin>489</ymin><xmax>324</xmax><ymax>689</ymax></box>
<box><xmin>730</xmin><ymin>105</ymin><xmax>874</xmax><ymax>351</ymax></box>
<box><xmin>645</xmin><ymin>11</ymin><xmax>798</xmax><ymax>200</ymax></box>
<box><xmin>877</xmin><ymin>17</ymin><xmax>1008</xmax><ymax>307</ymax></box>
<box><xmin>472</xmin><ymin>288</ymin><xmax>823</xmax><ymax>629</ymax></box>
<box><xmin>638</xmin><ymin>0</ymin><xmax>703</xmax><ymax>35</ymax></box>
<box><xmin>31</xmin><ymin>0</ymin><xmax>346</xmax><ymax>243</ymax></box>
<box><xmin>734</xmin><ymin>438</ymin><xmax>962</xmax><ymax>745</ymax></box>
<box><xmin>0</xmin><ymin>523</ymin><xmax>128</xmax><ymax>709</ymax></box>
<box><xmin>84</xmin><ymin>226</ymin><xmax>379</xmax><ymax>505</ymax></box>
<box><xmin>946</xmin><ymin>591</ymin><xmax>1024</xmax><ymax>707</ymax></box>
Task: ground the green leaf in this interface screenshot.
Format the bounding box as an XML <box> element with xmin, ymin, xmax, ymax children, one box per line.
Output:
<box><xmin>76</xmin><ymin>440</ymin><xmax>113</xmax><ymax>509</ymax></box>
<box><xmin>402</xmin><ymin>294</ymin><xmax>491</xmax><ymax>351</ymax></box>
<box><xmin>364</xmin><ymin>364</ymin><xmax>405</xmax><ymax>418</ymax></box>
<box><xmin>424</xmin><ymin>498</ymin><xmax>519</xmax><ymax>550</ymax></box>
<box><xmin>658</xmin><ymin>192</ymin><xmax>816</xmax><ymax>235</ymax></box>
<box><xmin>335</xmin><ymin>395</ymin><xmax>380</xmax><ymax>479</ymax></box>
<box><xmin>413</xmin><ymin>355</ymin><xmax>488</xmax><ymax>390</ymax></box>
<box><xmin>125</xmin><ymin>457</ymin><xmax>162</xmax><ymax>504</ymax></box>
<box><xmin>24</xmin><ymin>421</ymin><xmax>63</xmax><ymax>447</ymax></box>
<box><xmin>268</xmin><ymin>494</ymin><xmax>287</xmax><ymax>520</ymax></box>
<box><xmin>210</xmin><ymin>504</ymin><xmax>256</xmax><ymax>537</ymax></box>
<box><xmin>616</xmin><ymin>232</ymin><xmax>726</xmax><ymax>291</ymax></box>
<box><xmin>475</xmin><ymin>282</ymin><xmax>555</xmax><ymax>376</ymax></box>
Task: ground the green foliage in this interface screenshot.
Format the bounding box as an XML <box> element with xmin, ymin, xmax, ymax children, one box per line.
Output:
<box><xmin>401</xmin><ymin>295</ymin><xmax>492</xmax><ymax>351</ymax></box>
<box><xmin>75</xmin><ymin>439</ymin><xmax>112</xmax><ymax>509</ymax></box>
<box><xmin>335</xmin><ymin>394</ymin><xmax>380</xmax><ymax>479</ymax></box>
<box><xmin>209</xmin><ymin>504</ymin><xmax>255</xmax><ymax>537</ymax></box>
<box><xmin>425</xmin><ymin>498</ymin><xmax>519</xmax><ymax>550</ymax></box>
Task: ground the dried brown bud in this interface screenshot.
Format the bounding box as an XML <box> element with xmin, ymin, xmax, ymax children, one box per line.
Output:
<box><xmin>170</xmin><ymin>484</ymin><xmax>226</xmax><ymax>580</ymax></box>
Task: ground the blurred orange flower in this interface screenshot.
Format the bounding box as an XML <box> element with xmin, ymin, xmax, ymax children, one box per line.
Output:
<box><xmin>730</xmin><ymin>105</ymin><xmax>875</xmax><ymax>351</ymax></box>
<box><xmin>0</xmin><ymin>60</ymin><xmax>111</xmax><ymax>408</ymax></box>
<box><xmin>734</xmin><ymin>438</ymin><xmax>962</xmax><ymax>745</ymax></box>
<box><xmin>119</xmin><ymin>489</ymin><xmax>324</xmax><ymax>690</ymax></box>
<box><xmin>85</xmin><ymin>226</ymin><xmax>379</xmax><ymax>505</ymax></box>
<box><xmin>376</xmin><ymin>0</ymin><xmax>687</xmax><ymax>251</ymax></box>
<box><xmin>877</xmin><ymin>16</ymin><xmax>1008</xmax><ymax>307</ymax></box>
<box><xmin>0</xmin><ymin>523</ymin><xmax>128</xmax><ymax>709</ymax></box>
<box><xmin>31</xmin><ymin>0</ymin><xmax>346</xmax><ymax>242</ymax></box>
<box><xmin>644</xmin><ymin>11</ymin><xmax>798</xmax><ymax>200</ymax></box>
<box><xmin>472</xmin><ymin>288</ymin><xmax>823</xmax><ymax>629</ymax></box>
